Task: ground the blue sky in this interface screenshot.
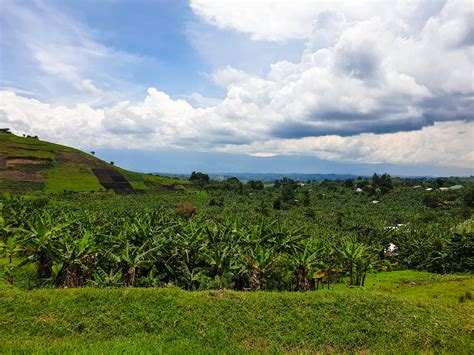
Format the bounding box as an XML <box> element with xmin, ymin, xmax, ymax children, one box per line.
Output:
<box><xmin>0</xmin><ymin>0</ymin><xmax>473</xmax><ymax>176</ymax></box>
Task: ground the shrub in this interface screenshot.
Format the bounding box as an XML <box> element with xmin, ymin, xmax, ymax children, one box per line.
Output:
<box><xmin>176</xmin><ymin>202</ymin><xmax>196</xmax><ymax>218</ymax></box>
<box><xmin>463</xmin><ymin>189</ymin><xmax>474</xmax><ymax>207</ymax></box>
<box><xmin>423</xmin><ymin>195</ymin><xmax>439</xmax><ymax>208</ymax></box>
<box><xmin>273</xmin><ymin>199</ymin><xmax>282</xmax><ymax>210</ymax></box>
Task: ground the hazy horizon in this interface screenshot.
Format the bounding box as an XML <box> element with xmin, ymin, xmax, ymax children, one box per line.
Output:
<box><xmin>95</xmin><ymin>148</ymin><xmax>474</xmax><ymax>178</ymax></box>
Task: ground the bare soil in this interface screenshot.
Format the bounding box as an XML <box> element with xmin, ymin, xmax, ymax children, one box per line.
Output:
<box><xmin>0</xmin><ymin>170</ymin><xmax>45</xmax><ymax>182</ymax></box>
<box><xmin>5</xmin><ymin>158</ymin><xmax>50</xmax><ymax>167</ymax></box>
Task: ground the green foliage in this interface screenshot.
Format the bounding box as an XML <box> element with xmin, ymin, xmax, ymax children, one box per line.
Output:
<box><xmin>0</xmin><ymin>172</ymin><xmax>473</xmax><ymax>353</ymax></box>
<box><xmin>247</xmin><ymin>180</ymin><xmax>264</xmax><ymax>190</ymax></box>
<box><xmin>45</xmin><ymin>163</ymin><xmax>103</xmax><ymax>193</ymax></box>
<box><xmin>189</xmin><ymin>171</ymin><xmax>210</xmax><ymax>185</ymax></box>
<box><xmin>0</xmin><ymin>175</ymin><xmax>473</xmax><ymax>291</ymax></box>
<box><xmin>371</xmin><ymin>173</ymin><xmax>393</xmax><ymax>194</ymax></box>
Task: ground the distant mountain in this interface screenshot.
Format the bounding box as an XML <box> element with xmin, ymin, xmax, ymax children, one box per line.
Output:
<box><xmin>94</xmin><ymin>148</ymin><xmax>474</xmax><ymax>177</ymax></box>
<box><xmin>157</xmin><ymin>172</ymin><xmax>363</xmax><ymax>182</ymax></box>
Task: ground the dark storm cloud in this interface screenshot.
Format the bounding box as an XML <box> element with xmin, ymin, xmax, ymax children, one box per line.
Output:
<box><xmin>271</xmin><ymin>116</ymin><xmax>431</xmax><ymax>139</ymax></box>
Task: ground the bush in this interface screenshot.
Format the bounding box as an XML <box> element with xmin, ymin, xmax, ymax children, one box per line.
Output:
<box><xmin>463</xmin><ymin>189</ymin><xmax>474</xmax><ymax>207</ymax></box>
<box><xmin>423</xmin><ymin>195</ymin><xmax>439</xmax><ymax>208</ymax></box>
<box><xmin>189</xmin><ymin>171</ymin><xmax>210</xmax><ymax>185</ymax></box>
<box><xmin>176</xmin><ymin>202</ymin><xmax>196</xmax><ymax>218</ymax></box>
<box><xmin>273</xmin><ymin>199</ymin><xmax>282</xmax><ymax>210</ymax></box>
<box><xmin>247</xmin><ymin>180</ymin><xmax>264</xmax><ymax>190</ymax></box>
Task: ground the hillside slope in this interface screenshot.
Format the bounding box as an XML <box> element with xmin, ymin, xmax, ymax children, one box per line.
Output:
<box><xmin>0</xmin><ymin>131</ymin><xmax>187</xmax><ymax>193</ymax></box>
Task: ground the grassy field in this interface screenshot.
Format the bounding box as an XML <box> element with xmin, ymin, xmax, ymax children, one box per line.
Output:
<box><xmin>45</xmin><ymin>163</ymin><xmax>104</xmax><ymax>193</ymax></box>
<box><xmin>1</xmin><ymin>271</ymin><xmax>472</xmax><ymax>353</ymax></box>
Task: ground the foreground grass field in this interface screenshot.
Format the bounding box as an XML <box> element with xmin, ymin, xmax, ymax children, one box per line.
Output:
<box><xmin>1</xmin><ymin>271</ymin><xmax>472</xmax><ymax>353</ymax></box>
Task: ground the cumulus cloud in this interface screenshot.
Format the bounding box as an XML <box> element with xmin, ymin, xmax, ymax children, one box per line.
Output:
<box><xmin>190</xmin><ymin>0</ymin><xmax>448</xmax><ymax>42</ymax></box>
<box><xmin>1</xmin><ymin>0</ymin><xmax>473</xmax><ymax>172</ymax></box>
<box><xmin>190</xmin><ymin>0</ymin><xmax>318</xmax><ymax>41</ymax></box>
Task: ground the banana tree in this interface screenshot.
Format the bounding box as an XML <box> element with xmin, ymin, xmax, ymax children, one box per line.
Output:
<box><xmin>0</xmin><ymin>237</ymin><xmax>23</xmax><ymax>264</ymax></box>
<box><xmin>247</xmin><ymin>244</ymin><xmax>277</xmax><ymax>291</ymax></box>
<box><xmin>17</xmin><ymin>216</ymin><xmax>70</xmax><ymax>278</ymax></box>
<box><xmin>203</xmin><ymin>224</ymin><xmax>239</xmax><ymax>289</ymax></box>
<box><xmin>291</xmin><ymin>245</ymin><xmax>319</xmax><ymax>291</ymax></box>
<box><xmin>105</xmin><ymin>241</ymin><xmax>158</xmax><ymax>287</ymax></box>
<box><xmin>52</xmin><ymin>231</ymin><xmax>98</xmax><ymax>287</ymax></box>
<box><xmin>340</xmin><ymin>240</ymin><xmax>376</xmax><ymax>286</ymax></box>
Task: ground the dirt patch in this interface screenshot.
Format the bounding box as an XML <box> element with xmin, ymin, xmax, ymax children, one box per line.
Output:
<box><xmin>56</xmin><ymin>152</ymin><xmax>105</xmax><ymax>168</ymax></box>
<box><xmin>0</xmin><ymin>170</ymin><xmax>45</xmax><ymax>182</ymax></box>
<box><xmin>5</xmin><ymin>158</ymin><xmax>50</xmax><ymax>167</ymax></box>
<box><xmin>91</xmin><ymin>168</ymin><xmax>135</xmax><ymax>194</ymax></box>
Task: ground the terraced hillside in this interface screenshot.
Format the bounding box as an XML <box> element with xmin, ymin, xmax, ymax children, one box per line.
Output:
<box><xmin>0</xmin><ymin>131</ymin><xmax>188</xmax><ymax>193</ymax></box>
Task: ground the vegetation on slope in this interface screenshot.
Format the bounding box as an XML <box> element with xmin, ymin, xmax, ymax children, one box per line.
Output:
<box><xmin>45</xmin><ymin>163</ymin><xmax>104</xmax><ymax>193</ymax></box>
<box><xmin>0</xmin><ymin>132</ymin><xmax>188</xmax><ymax>193</ymax></box>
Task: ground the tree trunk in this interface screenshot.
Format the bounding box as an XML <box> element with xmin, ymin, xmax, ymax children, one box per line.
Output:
<box><xmin>349</xmin><ymin>263</ymin><xmax>353</xmax><ymax>286</ymax></box>
<box><xmin>250</xmin><ymin>269</ymin><xmax>261</xmax><ymax>291</ymax></box>
<box><xmin>297</xmin><ymin>269</ymin><xmax>309</xmax><ymax>291</ymax></box>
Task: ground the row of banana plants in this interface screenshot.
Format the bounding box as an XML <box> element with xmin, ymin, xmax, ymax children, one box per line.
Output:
<box><xmin>1</xmin><ymin>202</ymin><xmax>384</xmax><ymax>290</ymax></box>
<box><xmin>1</xmin><ymin>194</ymin><xmax>471</xmax><ymax>290</ymax></box>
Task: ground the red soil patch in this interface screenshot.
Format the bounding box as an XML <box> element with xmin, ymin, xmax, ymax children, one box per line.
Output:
<box><xmin>0</xmin><ymin>170</ymin><xmax>45</xmax><ymax>182</ymax></box>
<box><xmin>5</xmin><ymin>158</ymin><xmax>49</xmax><ymax>167</ymax></box>
<box><xmin>56</xmin><ymin>152</ymin><xmax>106</xmax><ymax>168</ymax></box>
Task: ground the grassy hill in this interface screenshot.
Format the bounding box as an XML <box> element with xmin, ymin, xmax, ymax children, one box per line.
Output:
<box><xmin>0</xmin><ymin>131</ymin><xmax>188</xmax><ymax>193</ymax></box>
<box><xmin>0</xmin><ymin>270</ymin><xmax>472</xmax><ymax>353</ymax></box>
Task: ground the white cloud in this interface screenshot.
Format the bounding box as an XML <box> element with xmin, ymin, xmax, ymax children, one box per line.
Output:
<box><xmin>190</xmin><ymin>0</ymin><xmax>448</xmax><ymax>42</ymax></box>
<box><xmin>190</xmin><ymin>0</ymin><xmax>318</xmax><ymax>42</ymax></box>
<box><xmin>1</xmin><ymin>0</ymin><xmax>473</xmax><ymax>172</ymax></box>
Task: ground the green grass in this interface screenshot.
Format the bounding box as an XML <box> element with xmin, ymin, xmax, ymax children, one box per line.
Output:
<box><xmin>118</xmin><ymin>168</ymin><xmax>191</xmax><ymax>190</ymax></box>
<box><xmin>0</xmin><ymin>133</ymin><xmax>77</xmax><ymax>160</ymax></box>
<box><xmin>45</xmin><ymin>163</ymin><xmax>103</xmax><ymax>193</ymax></box>
<box><xmin>1</xmin><ymin>271</ymin><xmax>472</xmax><ymax>353</ymax></box>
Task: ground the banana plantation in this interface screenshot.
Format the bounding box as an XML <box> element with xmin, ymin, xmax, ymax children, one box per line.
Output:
<box><xmin>1</xmin><ymin>177</ymin><xmax>473</xmax><ymax>291</ymax></box>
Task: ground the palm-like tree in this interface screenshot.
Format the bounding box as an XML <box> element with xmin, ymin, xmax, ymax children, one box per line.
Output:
<box><xmin>248</xmin><ymin>245</ymin><xmax>276</xmax><ymax>291</ymax></box>
<box><xmin>203</xmin><ymin>224</ymin><xmax>239</xmax><ymax>289</ymax></box>
<box><xmin>340</xmin><ymin>240</ymin><xmax>376</xmax><ymax>286</ymax></box>
<box><xmin>18</xmin><ymin>216</ymin><xmax>70</xmax><ymax>278</ymax></box>
<box><xmin>291</xmin><ymin>245</ymin><xmax>319</xmax><ymax>291</ymax></box>
<box><xmin>0</xmin><ymin>237</ymin><xmax>23</xmax><ymax>264</ymax></box>
<box><xmin>105</xmin><ymin>241</ymin><xmax>157</xmax><ymax>287</ymax></box>
<box><xmin>52</xmin><ymin>231</ymin><xmax>98</xmax><ymax>287</ymax></box>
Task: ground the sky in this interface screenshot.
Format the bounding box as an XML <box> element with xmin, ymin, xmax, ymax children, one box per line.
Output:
<box><xmin>0</xmin><ymin>0</ymin><xmax>473</xmax><ymax>176</ymax></box>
